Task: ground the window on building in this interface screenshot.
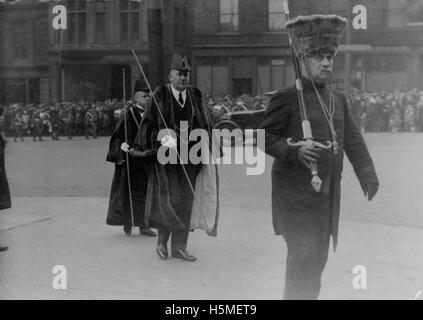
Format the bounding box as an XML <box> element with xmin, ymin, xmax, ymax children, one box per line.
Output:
<box><xmin>405</xmin><ymin>0</ymin><xmax>423</xmax><ymax>25</ymax></box>
<box><xmin>384</xmin><ymin>0</ymin><xmax>407</xmax><ymax>28</ymax></box>
<box><xmin>67</xmin><ymin>0</ymin><xmax>87</xmax><ymax>43</ymax></box>
<box><xmin>95</xmin><ymin>1</ymin><xmax>106</xmax><ymax>42</ymax></box>
<box><xmin>219</xmin><ymin>0</ymin><xmax>239</xmax><ymax>32</ymax></box>
<box><xmin>196</xmin><ymin>57</ymin><xmax>230</xmax><ymax>96</ymax></box>
<box><xmin>257</xmin><ymin>58</ymin><xmax>295</xmax><ymax>94</ymax></box>
<box><xmin>120</xmin><ymin>0</ymin><xmax>140</xmax><ymax>42</ymax></box>
<box><xmin>268</xmin><ymin>0</ymin><xmax>287</xmax><ymax>31</ymax></box>
<box><xmin>13</xmin><ymin>20</ymin><xmax>31</xmax><ymax>59</ymax></box>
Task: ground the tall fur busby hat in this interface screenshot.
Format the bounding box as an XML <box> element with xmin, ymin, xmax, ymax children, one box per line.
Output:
<box><xmin>169</xmin><ymin>54</ymin><xmax>191</xmax><ymax>73</ymax></box>
<box><xmin>285</xmin><ymin>14</ymin><xmax>347</xmax><ymax>57</ymax></box>
<box><xmin>133</xmin><ymin>78</ymin><xmax>149</xmax><ymax>95</ymax></box>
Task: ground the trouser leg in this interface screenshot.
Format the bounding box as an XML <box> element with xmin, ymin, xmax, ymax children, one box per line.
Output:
<box><xmin>282</xmin><ymin>205</ymin><xmax>331</xmax><ymax>301</ymax></box>
<box><xmin>157</xmin><ymin>227</ymin><xmax>171</xmax><ymax>246</ymax></box>
<box><xmin>283</xmin><ymin>232</ymin><xmax>330</xmax><ymax>300</ymax></box>
<box><xmin>170</xmin><ymin>164</ymin><xmax>200</xmax><ymax>253</ymax></box>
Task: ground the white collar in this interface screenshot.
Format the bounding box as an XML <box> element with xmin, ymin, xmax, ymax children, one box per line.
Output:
<box><xmin>135</xmin><ymin>104</ymin><xmax>144</xmax><ymax>111</ymax></box>
<box><xmin>171</xmin><ymin>86</ymin><xmax>186</xmax><ymax>108</ymax></box>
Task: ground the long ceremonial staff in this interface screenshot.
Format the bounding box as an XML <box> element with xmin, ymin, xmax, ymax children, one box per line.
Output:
<box><xmin>122</xmin><ymin>68</ymin><xmax>136</xmax><ymax>230</ymax></box>
<box><xmin>282</xmin><ymin>0</ymin><xmax>332</xmax><ymax>192</ymax></box>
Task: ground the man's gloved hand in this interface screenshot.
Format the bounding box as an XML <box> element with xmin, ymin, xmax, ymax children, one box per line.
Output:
<box><xmin>361</xmin><ymin>182</ymin><xmax>379</xmax><ymax>201</ymax></box>
<box><xmin>120</xmin><ymin>142</ymin><xmax>130</xmax><ymax>153</ymax></box>
<box><xmin>297</xmin><ymin>143</ymin><xmax>321</xmax><ymax>168</ymax></box>
<box><xmin>161</xmin><ymin>135</ymin><xmax>177</xmax><ymax>149</ymax></box>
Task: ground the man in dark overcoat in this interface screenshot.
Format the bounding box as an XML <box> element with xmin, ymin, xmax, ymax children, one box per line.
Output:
<box><xmin>0</xmin><ymin>106</ymin><xmax>11</xmax><ymax>252</ymax></box>
<box><xmin>260</xmin><ymin>15</ymin><xmax>379</xmax><ymax>300</ymax></box>
<box><xmin>131</xmin><ymin>54</ymin><xmax>220</xmax><ymax>262</ymax></box>
<box><xmin>106</xmin><ymin>79</ymin><xmax>156</xmax><ymax>237</ymax></box>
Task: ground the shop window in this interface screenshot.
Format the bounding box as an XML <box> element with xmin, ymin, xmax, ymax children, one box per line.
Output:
<box><xmin>196</xmin><ymin>66</ymin><xmax>229</xmax><ymax>97</ymax></box>
<box><xmin>257</xmin><ymin>59</ymin><xmax>294</xmax><ymax>94</ymax></box>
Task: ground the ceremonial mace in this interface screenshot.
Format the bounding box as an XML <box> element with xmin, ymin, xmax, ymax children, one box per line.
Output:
<box><xmin>122</xmin><ymin>68</ymin><xmax>136</xmax><ymax>231</ymax></box>
<box><xmin>282</xmin><ymin>0</ymin><xmax>332</xmax><ymax>192</ymax></box>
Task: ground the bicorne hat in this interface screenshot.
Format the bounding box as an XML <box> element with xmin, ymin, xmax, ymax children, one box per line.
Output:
<box><xmin>285</xmin><ymin>14</ymin><xmax>347</xmax><ymax>57</ymax></box>
<box><xmin>169</xmin><ymin>54</ymin><xmax>191</xmax><ymax>73</ymax></box>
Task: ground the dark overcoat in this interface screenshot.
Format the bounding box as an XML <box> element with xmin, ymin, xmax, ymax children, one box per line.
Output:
<box><xmin>106</xmin><ymin>105</ymin><xmax>148</xmax><ymax>226</ymax></box>
<box><xmin>133</xmin><ymin>84</ymin><xmax>220</xmax><ymax>235</ymax></box>
<box><xmin>260</xmin><ymin>79</ymin><xmax>379</xmax><ymax>249</ymax></box>
<box><xmin>0</xmin><ymin>134</ymin><xmax>11</xmax><ymax>211</ymax></box>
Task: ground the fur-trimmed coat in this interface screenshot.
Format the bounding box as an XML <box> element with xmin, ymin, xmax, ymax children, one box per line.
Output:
<box><xmin>133</xmin><ymin>84</ymin><xmax>220</xmax><ymax>236</ymax></box>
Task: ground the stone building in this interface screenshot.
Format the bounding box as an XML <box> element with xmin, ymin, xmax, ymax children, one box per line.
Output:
<box><xmin>1</xmin><ymin>0</ymin><xmax>423</xmax><ymax>104</ymax></box>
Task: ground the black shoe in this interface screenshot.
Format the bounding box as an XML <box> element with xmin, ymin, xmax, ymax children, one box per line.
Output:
<box><xmin>123</xmin><ymin>225</ymin><xmax>132</xmax><ymax>236</ymax></box>
<box><xmin>156</xmin><ymin>244</ymin><xmax>168</xmax><ymax>260</ymax></box>
<box><xmin>0</xmin><ymin>245</ymin><xmax>9</xmax><ymax>252</ymax></box>
<box><xmin>140</xmin><ymin>227</ymin><xmax>157</xmax><ymax>237</ymax></box>
<box><xmin>172</xmin><ymin>249</ymin><xmax>197</xmax><ymax>262</ymax></box>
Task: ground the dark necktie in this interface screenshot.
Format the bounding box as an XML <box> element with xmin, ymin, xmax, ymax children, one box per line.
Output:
<box><xmin>178</xmin><ymin>92</ymin><xmax>184</xmax><ymax>106</ymax></box>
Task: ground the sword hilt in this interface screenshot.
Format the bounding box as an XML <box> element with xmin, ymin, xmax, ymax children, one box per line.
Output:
<box><xmin>286</xmin><ymin>137</ymin><xmax>331</xmax><ymax>193</ymax></box>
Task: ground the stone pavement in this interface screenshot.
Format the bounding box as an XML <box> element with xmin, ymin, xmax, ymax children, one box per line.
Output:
<box><xmin>1</xmin><ymin>196</ymin><xmax>422</xmax><ymax>300</ymax></box>
<box><xmin>1</xmin><ymin>134</ymin><xmax>423</xmax><ymax>300</ymax></box>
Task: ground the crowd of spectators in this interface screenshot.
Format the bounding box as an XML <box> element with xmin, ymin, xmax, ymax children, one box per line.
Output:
<box><xmin>348</xmin><ymin>88</ymin><xmax>423</xmax><ymax>133</ymax></box>
<box><xmin>0</xmin><ymin>100</ymin><xmax>125</xmax><ymax>141</ymax></box>
<box><xmin>1</xmin><ymin>88</ymin><xmax>423</xmax><ymax>142</ymax></box>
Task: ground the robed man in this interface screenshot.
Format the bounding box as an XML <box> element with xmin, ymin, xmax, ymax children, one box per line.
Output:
<box><xmin>106</xmin><ymin>80</ymin><xmax>156</xmax><ymax>237</ymax></box>
<box><xmin>131</xmin><ymin>54</ymin><xmax>220</xmax><ymax>262</ymax></box>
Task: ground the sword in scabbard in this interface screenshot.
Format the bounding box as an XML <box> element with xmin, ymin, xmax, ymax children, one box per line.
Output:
<box><xmin>282</xmin><ymin>0</ymin><xmax>332</xmax><ymax>192</ymax></box>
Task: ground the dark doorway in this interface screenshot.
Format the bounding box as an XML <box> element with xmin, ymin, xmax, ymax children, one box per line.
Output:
<box><xmin>233</xmin><ymin>78</ymin><xmax>253</xmax><ymax>96</ymax></box>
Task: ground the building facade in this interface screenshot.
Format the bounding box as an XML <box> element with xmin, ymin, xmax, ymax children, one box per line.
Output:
<box><xmin>1</xmin><ymin>0</ymin><xmax>423</xmax><ymax>104</ymax></box>
<box><xmin>189</xmin><ymin>0</ymin><xmax>423</xmax><ymax>96</ymax></box>
<box><xmin>0</xmin><ymin>0</ymin><xmax>189</xmax><ymax>104</ymax></box>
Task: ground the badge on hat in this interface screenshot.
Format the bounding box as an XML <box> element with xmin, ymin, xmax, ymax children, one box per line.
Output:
<box><xmin>169</xmin><ymin>54</ymin><xmax>191</xmax><ymax>73</ymax></box>
<box><xmin>285</xmin><ymin>14</ymin><xmax>347</xmax><ymax>57</ymax></box>
<box><xmin>133</xmin><ymin>78</ymin><xmax>149</xmax><ymax>96</ymax></box>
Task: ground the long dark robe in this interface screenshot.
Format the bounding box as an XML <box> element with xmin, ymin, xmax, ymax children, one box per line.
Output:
<box><xmin>133</xmin><ymin>85</ymin><xmax>221</xmax><ymax>234</ymax></box>
<box><xmin>260</xmin><ymin>78</ymin><xmax>379</xmax><ymax>249</ymax></box>
<box><xmin>106</xmin><ymin>105</ymin><xmax>148</xmax><ymax>226</ymax></box>
<box><xmin>0</xmin><ymin>134</ymin><xmax>11</xmax><ymax>211</ymax></box>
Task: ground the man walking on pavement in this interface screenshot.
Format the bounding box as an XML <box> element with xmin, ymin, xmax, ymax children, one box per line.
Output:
<box><xmin>106</xmin><ymin>79</ymin><xmax>157</xmax><ymax>237</ymax></box>
<box><xmin>260</xmin><ymin>15</ymin><xmax>379</xmax><ymax>299</ymax></box>
<box><xmin>131</xmin><ymin>54</ymin><xmax>220</xmax><ymax>262</ymax></box>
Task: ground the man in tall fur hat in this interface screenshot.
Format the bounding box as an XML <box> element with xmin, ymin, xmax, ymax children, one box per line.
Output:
<box><xmin>260</xmin><ymin>15</ymin><xmax>379</xmax><ymax>299</ymax></box>
<box><xmin>131</xmin><ymin>54</ymin><xmax>221</xmax><ymax>262</ymax></box>
<box><xmin>106</xmin><ymin>79</ymin><xmax>157</xmax><ymax>237</ymax></box>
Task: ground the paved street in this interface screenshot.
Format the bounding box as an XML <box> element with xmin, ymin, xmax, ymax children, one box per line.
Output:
<box><xmin>1</xmin><ymin>134</ymin><xmax>423</xmax><ymax>299</ymax></box>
